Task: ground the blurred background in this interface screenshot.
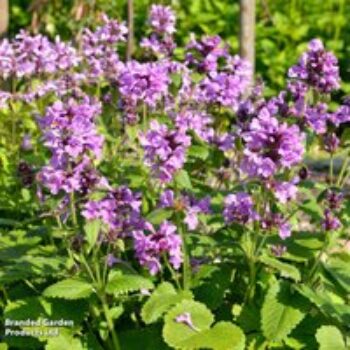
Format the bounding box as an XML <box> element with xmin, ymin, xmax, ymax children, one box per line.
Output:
<box><xmin>2</xmin><ymin>0</ymin><xmax>350</xmax><ymax>95</ymax></box>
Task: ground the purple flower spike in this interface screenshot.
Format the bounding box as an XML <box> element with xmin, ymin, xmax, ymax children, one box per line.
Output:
<box><xmin>241</xmin><ymin>107</ymin><xmax>304</xmax><ymax>178</ymax></box>
<box><xmin>223</xmin><ymin>192</ymin><xmax>258</xmax><ymax>225</ymax></box>
<box><xmin>288</xmin><ymin>38</ymin><xmax>340</xmax><ymax>93</ymax></box>
<box><xmin>140</xmin><ymin>120</ymin><xmax>191</xmax><ymax>183</ymax></box>
<box><xmin>322</xmin><ymin>209</ymin><xmax>341</xmax><ymax>231</ymax></box>
<box><xmin>133</xmin><ymin>220</ymin><xmax>182</xmax><ymax>275</ymax></box>
<box><xmin>149</xmin><ymin>5</ymin><xmax>176</xmax><ymax>35</ymax></box>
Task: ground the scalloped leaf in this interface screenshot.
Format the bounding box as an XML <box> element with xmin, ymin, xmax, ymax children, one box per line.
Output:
<box><xmin>261</xmin><ymin>282</ymin><xmax>305</xmax><ymax>342</ymax></box>
<box><xmin>43</xmin><ymin>279</ymin><xmax>94</xmax><ymax>300</ymax></box>
<box><xmin>106</xmin><ymin>272</ymin><xmax>154</xmax><ymax>295</ymax></box>
<box><xmin>177</xmin><ymin>322</ymin><xmax>245</xmax><ymax>350</ymax></box>
<box><xmin>163</xmin><ymin>300</ymin><xmax>245</xmax><ymax>349</ymax></box>
<box><xmin>45</xmin><ymin>332</ymin><xmax>84</xmax><ymax>350</ymax></box>
<box><xmin>163</xmin><ymin>300</ymin><xmax>213</xmax><ymax>348</ymax></box>
<box><xmin>260</xmin><ymin>255</ymin><xmax>301</xmax><ymax>282</ymax></box>
<box><xmin>316</xmin><ymin>326</ymin><xmax>346</xmax><ymax>350</ymax></box>
<box><xmin>141</xmin><ymin>282</ymin><xmax>193</xmax><ymax>324</ymax></box>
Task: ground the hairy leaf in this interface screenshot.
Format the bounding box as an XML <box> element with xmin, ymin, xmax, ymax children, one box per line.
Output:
<box><xmin>43</xmin><ymin>279</ymin><xmax>94</xmax><ymax>300</ymax></box>
<box><xmin>261</xmin><ymin>282</ymin><xmax>305</xmax><ymax>342</ymax></box>
<box><xmin>141</xmin><ymin>282</ymin><xmax>193</xmax><ymax>324</ymax></box>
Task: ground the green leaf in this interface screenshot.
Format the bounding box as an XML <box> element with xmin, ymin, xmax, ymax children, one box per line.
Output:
<box><xmin>46</xmin><ymin>332</ymin><xmax>84</xmax><ymax>350</ymax></box>
<box><xmin>141</xmin><ymin>282</ymin><xmax>193</xmax><ymax>324</ymax></box>
<box><xmin>261</xmin><ymin>282</ymin><xmax>305</xmax><ymax>342</ymax></box>
<box><xmin>188</xmin><ymin>145</ymin><xmax>209</xmax><ymax>160</ymax></box>
<box><xmin>106</xmin><ymin>272</ymin><xmax>154</xmax><ymax>295</ymax></box>
<box><xmin>43</xmin><ymin>279</ymin><xmax>94</xmax><ymax>300</ymax></box>
<box><xmin>260</xmin><ymin>255</ymin><xmax>301</xmax><ymax>282</ymax></box>
<box><xmin>146</xmin><ymin>209</ymin><xmax>173</xmax><ymax>225</ymax></box>
<box><xmin>177</xmin><ymin>322</ymin><xmax>245</xmax><ymax>350</ymax></box>
<box><xmin>84</xmin><ymin>220</ymin><xmax>101</xmax><ymax>251</ymax></box>
<box><xmin>163</xmin><ymin>300</ymin><xmax>214</xmax><ymax>348</ymax></box>
<box><xmin>174</xmin><ymin>170</ymin><xmax>193</xmax><ymax>190</ymax></box>
<box><xmin>316</xmin><ymin>326</ymin><xmax>346</xmax><ymax>350</ymax></box>
<box><xmin>163</xmin><ymin>300</ymin><xmax>245</xmax><ymax>350</ymax></box>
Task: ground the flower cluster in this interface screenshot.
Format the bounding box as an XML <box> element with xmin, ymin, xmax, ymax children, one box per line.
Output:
<box><xmin>139</xmin><ymin>120</ymin><xmax>191</xmax><ymax>182</ymax></box>
<box><xmin>38</xmin><ymin>97</ymin><xmax>105</xmax><ymax>195</ymax></box>
<box><xmin>241</xmin><ymin>107</ymin><xmax>305</xmax><ymax>178</ymax></box>
<box><xmin>141</xmin><ymin>4</ymin><xmax>176</xmax><ymax>56</ymax></box>
<box><xmin>288</xmin><ymin>38</ymin><xmax>340</xmax><ymax>93</ymax></box>
<box><xmin>159</xmin><ymin>190</ymin><xmax>211</xmax><ymax>230</ymax></box>
<box><xmin>82</xmin><ymin>186</ymin><xmax>142</xmax><ymax>240</ymax></box>
<box><xmin>82</xmin><ymin>14</ymin><xmax>127</xmax><ymax>80</ymax></box>
<box><xmin>223</xmin><ymin>192</ymin><xmax>258</xmax><ymax>224</ymax></box>
<box><xmin>133</xmin><ymin>220</ymin><xmax>182</xmax><ymax>275</ymax></box>
<box><xmin>322</xmin><ymin>190</ymin><xmax>343</xmax><ymax>231</ymax></box>
<box><xmin>118</xmin><ymin>62</ymin><xmax>170</xmax><ymax>122</ymax></box>
<box><xmin>0</xmin><ymin>31</ymin><xmax>79</xmax><ymax>79</ymax></box>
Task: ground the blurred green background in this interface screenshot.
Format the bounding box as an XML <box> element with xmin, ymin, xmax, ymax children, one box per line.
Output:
<box><xmin>8</xmin><ymin>0</ymin><xmax>350</xmax><ymax>94</ymax></box>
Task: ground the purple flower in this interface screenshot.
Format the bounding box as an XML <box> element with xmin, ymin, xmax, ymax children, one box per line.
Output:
<box><xmin>160</xmin><ymin>190</ymin><xmax>211</xmax><ymax>230</ymax></box>
<box><xmin>38</xmin><ymin>97</ymin><xmax>105</xmax><ymax>195</ymax></box>
<box><xmin>106</xmin><ymin>254</ymin><xmax>119</xmax><ymax>267</ymax></box>
<box><xmin>270</xmin><ymin>244</ymin><xmax>287</xmax><ymax>257</ymax></box>
<box><xmin>322</xmin><ymin>209</ymin><xmax>341</xmax><ymax>231</ymax></box>
<box><xmin>193</xmin><ymin>55</ymin><xmax>251</xmax><ymax>111</ymax></box>
<box><xmin>262</xmin><ymin>212</ymin><xmax>291</xmax><ymax>240</ymax></box>
<box><xmin>325</xmin><ymin>190</ymin><xmax>343</xmax><ymax>210</ymax></box>
<box><xmin>241</xmin><ymin>107</ymin><xmax>305</xmax><ymax>178</ymax></box>
<box><xmin>148</xmin><ymin>5</ymin><xmax>176</xmax><ymax>35</ymax></box>
<box><xmin>139</xmin><ymin>120</ymin><xmax>191</xmax><ymax>182</ymax></box>
<box><xmin>82</xmin><ymin>15</ymin><xmax>127</xmax><ymax>80</ymax></box>
<box><xmin>331</xmin><ymin>103</ymin><xmax>350</xmax><ymax>126</ymax></box>
<box><xmin>82</xmin><ymin>186</ymin><xmax>142</xmax><ymax>239</ymax></box>
<box><xmin>174</xmin><ymin>312</ymin><xmax>199</xmax><ymax>331</ymax></box>
<box><xmin>324</xmin><ymin>133</ymin><xmax>340</xmax><ymax>153</ymax></box>
<box><xmin>21</xmin><ymin>134</ymin><xmax>33</xmax><ymax>151</ymax></box>
<box><xmin>288</xmin><ymin>39</ymin><xmax>340</xmax><ymax>93</ymax></box>
<box><xmin>133</xmin><ymin>220</ymin><xmax>182</xmax><ymax>275</ymax></box>
<box><xmin>223</xmin><ymin>192</ymin><xmax>258</xmax><ymax>224</ymax></box>
<box><xmin>118</xmin><ymin>61</ymin><xmax>170</xmax><ymax>121</ymax></box>
<box><xmin>140</xmin><ymin>34</ymin><xmax>176</xmax><ymax>57</ymax></box>
<box><xmin>185</xmin><ymin>35</ymin><xmax>228</xmax><ymax>73</ymax></box>
<box><xmin>174</xmin><ymin>110</ymin><xmax>214</xmax><ymax>142</ymax></box>
<box><xmin>272</xmin><ymin>181</ymin><xmax>298</xmax><ymax>204</ymax></box>
<box><xmin>304</xmin><ymin>103</ymin><xmax>329</xmax><ymax>134</ymax></box>
<box><xmin>0</xmin><ymin>39</ymin><xmax>14</xmax><ymax>79</ymax></box>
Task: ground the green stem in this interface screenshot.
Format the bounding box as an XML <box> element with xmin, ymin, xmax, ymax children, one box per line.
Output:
<box><xmin>176</xmin><ymin>212</ymin><xmax>190</xmax><ymax>290</ymax></box>
<box><xmin>163</xmin><ymin>254</ymin><xmax>181</xmax><ymax>290</ymax></box>
<box><xmin>100</xmin><ymin>294</ymin><xmax>121</xmax><ymax>350</ymax></box>
<box><xmin>337</xmin><ymin>155</ymin><xmax>350</xmax><ymax>186</ymax></box>
<box><xmin>70</xmin><ymin>191</ymin><xmax>78</xmax><ymax>226</ymax></box>
<box><xmin>330</xmin><ymin>153</ymin><xmax>334</xmax><ymax>185</ymax></box>
<box><xmin>307</xmin><ymin>233</ymin><xmax>329</xmax><ymax>283</ymax></box>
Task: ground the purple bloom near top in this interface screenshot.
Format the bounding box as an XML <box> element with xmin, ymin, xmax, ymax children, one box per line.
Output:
<box><xmin>288</xmin><ymin>38</ymin><xmax>340</xmax><ymax>93</ymax></box>
<box><xmin>139</xmin><ymin>120</ymin><xmax>191</xmax><ymax>183</ymax></box>
<box><xmin>241</xmin><ymin>107</ymin><xmax>304</xmax><ymax>178</ymax></box>
<box><xmin>148</xmin><ymin>5</ymin><xmax>176</xmax><ymax>35</ymax></box>
<box><xmin>133</xmin><ymin>220</ymin><xmax>182</xmax><ymax>275</ymax></box>
<box><xmin>82</xmin><ymin>15</ymin><xmax>127</xmax><ymax>80</ymax></box>
<box><xmin>38</xmin><ymin>96</ymin><xmax>105</xmax><ymax>195</ymax></box>
<box><xmin>118</xmin><ymin>61</ymin><xmax>170</xmax><ymax>121</ymax></box>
